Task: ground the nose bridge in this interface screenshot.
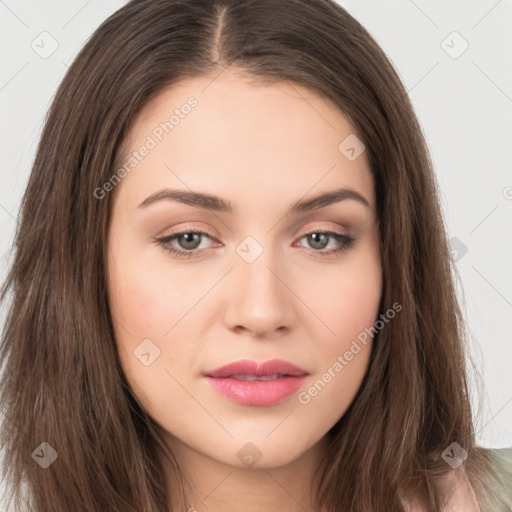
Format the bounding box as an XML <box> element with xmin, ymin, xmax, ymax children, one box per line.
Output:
<box><xmin>235</xmin><ymin>234</ymin><xmax>284</xmax><ymax>301</ymax></box>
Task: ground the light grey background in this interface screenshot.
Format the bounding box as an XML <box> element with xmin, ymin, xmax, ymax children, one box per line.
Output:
<box><xmin>1</xmin><ymin>1</ymin><xmax>511</xmax><ymax>503</ymax></box>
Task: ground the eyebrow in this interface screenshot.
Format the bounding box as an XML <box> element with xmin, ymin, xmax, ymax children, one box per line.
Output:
<box><xmin>137</xmin><ymin>187</ymin><xmax>371</xmax><ymax>214</ymax></box>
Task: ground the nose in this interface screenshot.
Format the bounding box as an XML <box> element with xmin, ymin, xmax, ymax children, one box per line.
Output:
<box><xmin>223</xmin><ymin>242</ymin><xmax>296</xmax><ymax>338</ymax></box>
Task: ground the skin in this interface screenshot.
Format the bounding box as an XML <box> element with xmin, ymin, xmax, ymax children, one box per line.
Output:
<box><xmin>106</xmin><ymin>68</ymin><xmax>383</xmax><ymax>511</ymax></box>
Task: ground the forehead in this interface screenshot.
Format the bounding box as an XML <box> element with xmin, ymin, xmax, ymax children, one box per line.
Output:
<box><xmin>114</xmin><ymin>70</ymin><xmax>375</xmax><ymax>211</ymax></box>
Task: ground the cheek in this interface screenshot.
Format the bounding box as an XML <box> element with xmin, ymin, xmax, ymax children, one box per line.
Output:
<box><xmin>296</xmin><ymin>277</ymin><xmax>379</xmax><ymax>428</ymax></box>
<box><xmin>299</xmin><ymin>249</ymin><xmax>382</xmax><ymax>348</ymax></box>
<box><xmin>295</xmin><ymin>251</ymin><xmax>381</xmax><ymax>421</ymax></box>
<box><xmin>298</xmin><ymin>347</ymin><xmax>371</xmax><ymax>433</ymax></box>
<box><xmin>107</xmin><ymin>243</ymin><xmax>218</xmax><ymax>401</ymax></box>
<box><xmin>108</xmin><ymin>261</ymin><xmax>196</xmax><ymax>419</ymax></box>
<box><xmin>107</xmin><ymin>247</ymin><xmax>183</xmax><ymax>381</ymax></box>
<box><xmin>108</xmin><ymin>244</ymin><xmax>198</xmax><ymax>338</ymax></box>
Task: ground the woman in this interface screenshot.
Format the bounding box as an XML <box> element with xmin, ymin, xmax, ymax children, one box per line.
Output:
<box><xmin>1</xmin><ymin>0</ymin><xmax>510</xmax><ymax>510</ymax></box>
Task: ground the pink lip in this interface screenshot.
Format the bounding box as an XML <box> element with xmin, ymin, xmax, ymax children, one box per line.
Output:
<box><xmin>204</xmin><ymin>358</ymin><xmax>308</xmax><ymax>406</ymax></box>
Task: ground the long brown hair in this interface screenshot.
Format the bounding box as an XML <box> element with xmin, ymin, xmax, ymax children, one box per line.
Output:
<box><xmin>0</xmin><ymin>0</ymin><xmax>505</xmax><ymax>510</ymax></box>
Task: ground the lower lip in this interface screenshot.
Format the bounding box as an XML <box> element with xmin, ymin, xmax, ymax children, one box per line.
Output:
<box><xmin>205</xmin><ymin>376</ymin><xmax>307</xmax><ymax>406</ymax></box>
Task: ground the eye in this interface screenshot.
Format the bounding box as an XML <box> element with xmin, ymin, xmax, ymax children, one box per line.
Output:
<box><xmin>295</xmin><ymin>230</ymin><xmax>356</xmax><ymax>256</ymax></box>
<box><xmin>153</xmin><ymin>229</ymin><xmax>217</xmax><ymax>259</ymax></box>
<box><xmin>153</xmin><ymin>228</ymin><xmax>356</xmax><ymax>259</ymax></box>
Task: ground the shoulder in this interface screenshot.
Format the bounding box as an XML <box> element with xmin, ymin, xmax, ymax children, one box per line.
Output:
<box><xmin>435</xmin><ymin>466</ymin><xmax>481</xmax><ymax>511</ymax></box>
<box><xmin>474</xmin><ymin>447</ymin><xmax>512</xmax><ymax>510</ymax></box>
<box><xmin>400</xmin><ymin>468</ymin><xmax>480</xmax><ymax>512</ymax></box>
<box><xmin>401</xmin><ymin>447</ymin><xmax>512</xmax><ymax>511</ymax></box>
<box><xmin>437</xmin><ymin>447</ymin><xmax>512</xmax><ymax>512</ymax></box>
<box><xmin>484</xmin><ymin>446</ymin><xmax>512</xmax><ymax>480</ymax></box>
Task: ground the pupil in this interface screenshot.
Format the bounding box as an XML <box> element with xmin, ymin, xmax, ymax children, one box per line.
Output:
<box><xmin>309</xmin><ymin>233</ymin><xmax>327</xmax><ymax>249</ymax></box>
<box><xmin>180</xmin><ymin>233</ymin><xmax>200</xmax><ymax>250</ymax></box>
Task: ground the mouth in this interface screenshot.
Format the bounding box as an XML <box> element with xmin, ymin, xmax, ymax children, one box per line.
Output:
<box><xmin>223</xmin><ymin>373</ymin><xmax>294</xmax><ymax>381</ymax></box>
<box><xmin>204</xmin><ymin>358</ymin><xmax>308</xmax><ymax>378</ymax></box>
<box><xmin>203</xmin><ymin>359</ymin><xmax>308</xmax><ymax>406</ymax></box>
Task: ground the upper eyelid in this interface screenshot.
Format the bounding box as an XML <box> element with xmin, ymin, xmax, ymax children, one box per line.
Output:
<box><xmin>159</xmin><ymin>226</ymin><xmax>348</xmax><ymax>239</ymax></box>
<box><xmin>159</xmin><ymin>219</ymin><xmax>350</xmax><ymax>236</ymax></box>
<box><xmin>158</xmin><ymin>227</ymin><xmax>217</xmax><ymax>242</ymax></box>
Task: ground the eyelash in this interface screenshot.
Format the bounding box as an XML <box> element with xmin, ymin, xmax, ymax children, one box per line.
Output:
<box><xmin>153</xmin><ymin>227</ymin><xmax>356</xmax><ymax>259</ymax></box>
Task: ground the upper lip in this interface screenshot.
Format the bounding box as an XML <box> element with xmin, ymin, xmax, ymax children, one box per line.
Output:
<box><xmin>204</xmin><ymin>358</ymin><xmax>308</xmax><ymax>378</ymax></box>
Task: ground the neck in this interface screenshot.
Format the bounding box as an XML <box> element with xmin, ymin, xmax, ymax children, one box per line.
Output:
<box><xmin>158</xmin><ymin>433</ymin><xmax>329</xmax><ymax>512</ymax></box>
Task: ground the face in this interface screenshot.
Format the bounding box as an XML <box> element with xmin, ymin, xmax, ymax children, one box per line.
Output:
<box><xmin>106</xmin><ymin>69</ymin><xmax>382</xmax><ymax>470</ymax></box>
